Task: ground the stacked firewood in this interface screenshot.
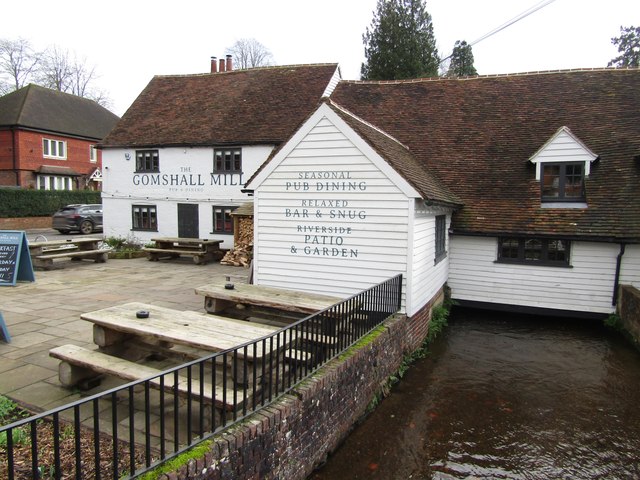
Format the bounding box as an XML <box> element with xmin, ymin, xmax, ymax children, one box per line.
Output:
<box><xmin>220</xmin><ymin>241</ymin><xmax>253</xmax><ymax>267</ymax></box>
<box><xmin>220</xmin><ymin>217</ymin><xmax>254</xmax><ymax>267</ymax></box>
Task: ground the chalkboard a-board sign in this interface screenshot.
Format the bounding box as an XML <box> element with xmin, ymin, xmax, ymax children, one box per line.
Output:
<box><xmin>0</xmin><ymin>230</ymin><xmax>35</xmax><ymax>286</ymax></box>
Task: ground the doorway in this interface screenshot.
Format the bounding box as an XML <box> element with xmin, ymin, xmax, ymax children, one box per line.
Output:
<box><xmin>177</xmin><ymin>203</ymin><xmax>199</xmax><ymax>238</ymax></box>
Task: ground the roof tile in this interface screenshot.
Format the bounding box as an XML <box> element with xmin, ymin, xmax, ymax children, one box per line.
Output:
<box><xmin>330</xmin><ymin>69</ymin><xmax>640</xmax><ymax>241</ymax></box>
<box><xmin>101</xmin><ymin>64</ymin><xmax>339</xmax><ymax>148</ymax></box>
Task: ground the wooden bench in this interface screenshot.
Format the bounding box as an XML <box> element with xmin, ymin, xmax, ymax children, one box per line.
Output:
<box><xmin>33</xmin><ymin>249</ymin><xmax>111</xmax><ymax>269</ymax></box>
<box><xmin>29</xmin><ymin>237</ymin><xmax>111</xmax><ymax>269</ymax></box>
<box><xmin>50</xmin><ymin>344</ymin><xmax>239</xmax><ymax>411</ymax></box>
<box><xmin>143</xmin><ymin>237</ymin><xmax>223</xmax><ymax>265</ymax></box>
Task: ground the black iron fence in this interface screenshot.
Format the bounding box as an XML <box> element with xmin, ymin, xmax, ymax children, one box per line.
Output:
<box><xmin>0</xmin><ymin>274</ymin><xmax>402</xmax><ymax>479</ymax></box>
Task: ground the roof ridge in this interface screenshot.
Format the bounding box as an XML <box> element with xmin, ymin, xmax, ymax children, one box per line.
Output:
<box><xmin>14</xmin><ymin>84</ymin><xmax>34</xmax><ymax>125</ymax></box>
<box><xmin>342</xmin><ymin>67</ymin><xmax>640</xmax><ymax>85</ymax></box>
<box><xmin>326</xmin><ymin>99</ymin><xmax>411</xmax><ymax>151</ymax></box>
<box><xmin>155</xmin><ymin>63</ymin><xmax>340</xmax><ymax>79</ymax></box>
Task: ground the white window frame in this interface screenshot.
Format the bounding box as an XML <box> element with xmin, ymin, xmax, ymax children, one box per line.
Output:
<box><xmin>43</xmin><ymin>138</ymin><xmax>67</xmax><ymax>160</ymax></box>
<box><xmin>90</xmin><ymin>145</ymin><xmax>97</xmax><ymax>163</ymax></box>
<box><xmin>37</xmin><ymin>175</ymin><xmax>74</xmax><ymax>191</ymax></box>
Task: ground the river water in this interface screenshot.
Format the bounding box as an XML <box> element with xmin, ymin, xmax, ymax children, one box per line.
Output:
<box><xmin>309</xmin><ymin>307</ymin><xmax>640</xmax><ymax>479</ymax></box>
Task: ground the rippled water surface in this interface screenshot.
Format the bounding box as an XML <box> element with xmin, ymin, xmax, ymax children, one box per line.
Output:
<box><xmin>309</xmin><ymin>308</ymin><xmax>640</xmax><ymax>479</ymax></box>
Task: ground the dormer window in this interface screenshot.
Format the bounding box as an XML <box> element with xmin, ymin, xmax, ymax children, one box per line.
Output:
<box><xmin>529</xmin><ymin>126</ymin><xmax>597</xmax><ymax>207</ymax></box>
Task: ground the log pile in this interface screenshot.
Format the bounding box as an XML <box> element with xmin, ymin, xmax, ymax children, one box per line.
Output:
<box><xmin>220</xmin><ymin>242</ymin><xmax>253</xmax><ymax>267</ymax></box>
<box><xmin>220</xmin><ymin>216</ymin><xmax>254</xmax><ymax>267</ymax></box>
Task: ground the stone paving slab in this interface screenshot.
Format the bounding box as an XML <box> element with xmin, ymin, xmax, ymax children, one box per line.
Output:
<box><xmin>0</xmin><ymin>255</ymin><xmax>248</xmax><ymax>411</ymax></box>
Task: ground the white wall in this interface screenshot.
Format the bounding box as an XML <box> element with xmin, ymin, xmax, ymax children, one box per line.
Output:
<box><xmin>407</xmin><ymin>207</ymin><xmax>451</xmax><ymax>317</ymax></box>
<box><xmin>448</xmin><ymin>235</ymin><xmax>623</xmax><ymax>314</ymax></box>
<box><xmin>101</xmin><ymin>145</ymin><xmax>272</xmax><ymax>247</ymax></box>
<box><xmin>253</xmin><ymin>117</ymin><xmax>412</xmax><ymax>301</ymax></box>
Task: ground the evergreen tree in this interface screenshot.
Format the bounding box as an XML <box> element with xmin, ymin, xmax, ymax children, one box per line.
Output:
<box><xmin>447</xmin><ymin>40</ymin><xmax>478</xmax><ymax>77</ymax></box>
<box><xmin>608</xmin><ymin>26</ymin><xmax>640</xmax><ymax>68</ymax></box>
<box><xmin>361</xmin><ymin>0</ymin><xmax>439</xmax><ymax>80</ymax></box>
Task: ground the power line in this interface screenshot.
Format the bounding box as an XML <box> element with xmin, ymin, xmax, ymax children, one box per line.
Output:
<box><xmin>440</xmin><ymin>0</ymin><xmax>557</xmax><ymax>64</ymax></box>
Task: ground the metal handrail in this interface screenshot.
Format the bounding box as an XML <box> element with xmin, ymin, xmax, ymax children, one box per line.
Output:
<box><xmin>0</xmin><ymin>274</ymin><xmax>403</xmax><ymax>479</ymax></box>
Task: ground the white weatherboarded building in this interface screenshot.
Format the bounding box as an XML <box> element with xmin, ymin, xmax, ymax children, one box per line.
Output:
<box><xmin>246</xmin><ymin>102</ymin><xmax>461</xmax><ymax>316</ymax></box>
<box><xmin>101</xmin><ymin>145</ymin><xmax>270</xmax><ymax>248</ymax></box>
<box><xmin>99</xmin><ymin>63</ymin><xmax>341</xmax><ymax>248</ymax></box>
<box><xmin>248</xmin><ymin>70</ymin><xmax>640</xmax><ymax>319</ymax></box>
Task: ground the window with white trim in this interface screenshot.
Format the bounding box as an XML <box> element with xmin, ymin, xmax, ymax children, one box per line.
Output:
<box><xmin>43</xmin><ymin>138</ymin><xmax>67</xmax><ymax>159</ymax></box>
<box><xmin>529</xmin><ymin>127</ymin><xmax>597</xmax><ymax>206</ymax></box>
<box><xmin>90</xmin><ymin>145</ymin><xmax>97</xmax><ymax>163</ymax></box>
<box><xmin>37</xmin><ymin>175</ymin><xmax>73</xmax><ymax>191</ymax></box>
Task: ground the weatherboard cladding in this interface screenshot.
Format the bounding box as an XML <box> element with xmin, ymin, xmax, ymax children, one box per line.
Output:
<box><xmin>100</xmin><ymin>64</ymin><xmax>339</xmax><ymax>148</ymax></box>
<box><xmin>330</xmin><ymin>69</ymin><xmax>640</xmax><ymax>241</ymax></box>
<box><xmin>0</xmin><ymin>84</ymin><xmax>119</xmax><ymax>139</ymax></box>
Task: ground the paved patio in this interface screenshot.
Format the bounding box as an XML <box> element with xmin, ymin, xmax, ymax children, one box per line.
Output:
<box><xmin>0</xmin><ymin>253</ymin><xmax>248</xmax><ymax>413</ymax></box>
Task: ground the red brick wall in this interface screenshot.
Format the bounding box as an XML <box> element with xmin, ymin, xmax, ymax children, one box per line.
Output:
<box><xmin>0</xmin><ymin>216</ymin><xmax>51</xmax><ymax>229</ymax></box>
<box><xmin>0</xmin><ymin>130</ymin><xmax>14</xmax><ymax>171</ymax></box>
<box><xmin>155</xmin><ymin>288</ymin><xmax>444</xmax><ymax>480</ymax></box>
<box><xmin>0</xmin><ymin>129</ymin><xmax>101</xmax><ymax>188</ymax></box>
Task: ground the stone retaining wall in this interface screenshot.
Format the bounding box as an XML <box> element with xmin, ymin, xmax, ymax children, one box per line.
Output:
<box><xmin>156</xmin><ymin>288</ymin><xmax>444</xmax><ymax>480</ymax></box>
<box><xmin>0</xmin><ymin>216</ymin><xmax>50</xmax><ymax>230</ymax></box>
<box><xmin>619</xmin><ymin>285</ymin><xmax>640</xmax><ymax>346</ymax></box>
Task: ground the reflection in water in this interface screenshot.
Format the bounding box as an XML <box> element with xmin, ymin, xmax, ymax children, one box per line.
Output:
<box><xmin>309</xmin><ymin>308</ymin><xmax>640</xmax><ymax>479</ymax></box>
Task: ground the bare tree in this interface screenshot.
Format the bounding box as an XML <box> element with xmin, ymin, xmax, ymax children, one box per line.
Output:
<box><xmin>36</xmin><ymin>45</ymin><xmax>111</xmax><ymax>107</ymax></box>
<box><xmin>37</xmin><ymin>45</ymin><xmax>73</xmax><ymax>91</ymax></box>
<box><xmin>69</xmin><ymin>55</ymin><xmax>96</xmax><ymax>97</ymax></box>
<box><xmin>227</xmin><ymin>38</ymin><xmax>274</xmax><ymax>69</ymax></box>
<box><xmin>0</xmin><ymin>38</ymin><xmax>112</xmax><ymax>107</ymax></box>
<box><xmin>0</xmin><ymin>37</ymin><xmax>40</xmax><ymax>93</ymax></box>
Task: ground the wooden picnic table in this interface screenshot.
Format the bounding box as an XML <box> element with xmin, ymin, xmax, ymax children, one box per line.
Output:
<box><xmin>28</xmin><ymin>237</ymin><xmax>111</xmax><ymax>269</ymax></box>
<box><xmin>81</xmin><ymin>302</ymin><xmax>282</xmax><ymax>359</ymax></box>
<box><xmin>49</xmin><ymin>302</ymin><xmax>300</xmax><ymax>410</ymax></box>
<box><xmin>194</xmin><ymin>280</ymin><xmax>343</xmax><ymax>315</ymax></box>
<box><xmin>143</xmin><ymin>237</ymin><xmax>223</xmax><ymax>264</ymax></box>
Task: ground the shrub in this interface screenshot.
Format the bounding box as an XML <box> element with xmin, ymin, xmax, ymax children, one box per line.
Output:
<box><xmin>0</xmin><ymin>189</ymin><xmax>101</xmax><ymax>217</ymax></box>
<box><xmin>103</xmin><ymin>235</ymin><xmax>143</xmax><ymax>252</ymax></box>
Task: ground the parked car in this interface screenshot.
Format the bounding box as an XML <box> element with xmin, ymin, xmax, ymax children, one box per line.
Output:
<box><xmin>52</xmin><ymin>204</ymin><xmax>103</xmax><ymax>235</ymax></box>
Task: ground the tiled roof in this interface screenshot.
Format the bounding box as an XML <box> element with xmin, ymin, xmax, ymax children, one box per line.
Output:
<box><xmin>0</xmin><ymin>84</ymin><xmax>120</xmax><ymax>140</ymax></box>
<box><xmin>101</xmin><ymin>64</ymin><xmax>340</xmax><ymax>148</ymax></box>
<box><xmin>327</xmin><ymin>100</ymin><xmax>462</xmax><ymax>207</ymax></box>
<box><xmin>330</xmin><ymin>69</ymin><xmax>640</xmax><ymax>241</ymax></box>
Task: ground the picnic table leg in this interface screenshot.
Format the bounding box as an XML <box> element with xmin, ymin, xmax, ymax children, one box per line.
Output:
<box><xmin>204</xmin><ymin>296</ymin><xmax>234</xmax><ymax>314</ymax></box>
<box><xmin>58</xmin><ymin>361</ymin><xmax>99</xmax><ymax>388</ymax></box>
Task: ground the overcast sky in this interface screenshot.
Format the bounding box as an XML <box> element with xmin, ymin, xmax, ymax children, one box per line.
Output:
<box><xmin>4</xmin><ymin>0</ymin><xmax>638</xmax><ymax>116</ymax></box>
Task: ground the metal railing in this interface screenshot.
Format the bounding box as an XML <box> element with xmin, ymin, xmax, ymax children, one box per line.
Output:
<box><xmin>0</xmin><ymin>274</ymin><xmax>402</xmax><ymax>479</ymax></box>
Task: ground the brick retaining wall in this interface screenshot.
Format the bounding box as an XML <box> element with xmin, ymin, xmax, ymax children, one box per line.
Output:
<box><xmin>0</xmin><ymin>216</ymin><xmax>50</xmax><ymax>230</ymax></box>
<box><xmin>156</xmin><ymin>289</ymin><xmax>444</xmax><ymax>480</ymax></box>
<box><xmin>619</xmin><ymin>285</ymin><xmax>640</xmax><ymax>346</ymax></box>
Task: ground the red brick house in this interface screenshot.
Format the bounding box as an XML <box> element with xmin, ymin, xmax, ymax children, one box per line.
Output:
<box><xmin>0</xmin><ymin>84</ymin><xmax>119</xmax><ymax>190</ymax></box>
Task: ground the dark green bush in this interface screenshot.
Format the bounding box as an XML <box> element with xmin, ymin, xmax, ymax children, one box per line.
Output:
<box><xmin>0</xmin><ymin>189</ymin><xmax>101</xmax><ymax>217</ymax></box>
